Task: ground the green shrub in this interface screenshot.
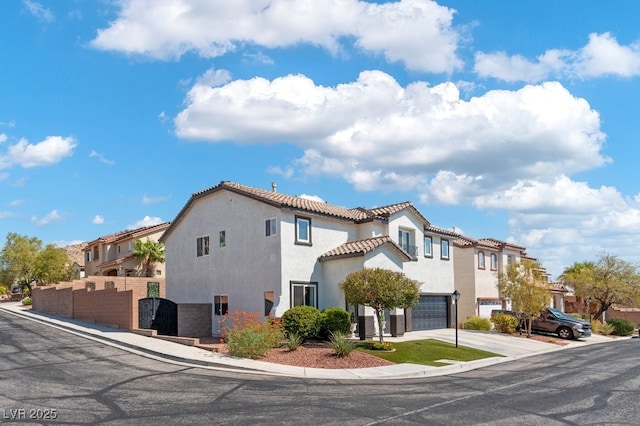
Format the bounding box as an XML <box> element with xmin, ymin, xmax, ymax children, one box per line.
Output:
<box><xmin>281</xmin><ymin>306</ymin><xmax>322</xmax><ymax>340</ymax></box>
<box><xmin>285</xmin><ymin>331</ymin><xmax>302</xmax><ymax>351</ymax></box>
<box><xmin>0</xmin><ymin>286</ymin><xmax>6</xmax><ymax>295</ymax></box>
<box><xmin>491</xmin><ymin>313</ymin><xmax>519</xmax><ymax>334</ymax></box>
<box><xmin>221</xmin><ymin>310</ymin><xmax>283</xmax><ymax>359</ymax></box>
<box><xmin>605</xmin><ymin>318</ymin><xmax>636</xmax><ymax>336</ymax></box>
<box><xmin>21</xmin><ymin>297</ymin><xmax>32</xmax><ymax>306</ymax></box>
<box><xmin>464</xmin><ymin>316</ymin><xmax>492</xmax><ymax>331</ymax></box>
<box><xmin>320</xmin><ymin>307</ymin><xmax>351</xmax><ymax>338</ymax></box>
<box><xmin>368</xmin><ymin>341</ymin><xmax>393</xmax><ymax>351</ymax></box>
<box><xmin>329</xmin><ymin>332</ymin><xmax>355</xmax><ymax>357</ymax></box>
<box><xmin>600</xmin><ymin>322</ymin><xmax>615</xmax><ymax>336</ymax></box>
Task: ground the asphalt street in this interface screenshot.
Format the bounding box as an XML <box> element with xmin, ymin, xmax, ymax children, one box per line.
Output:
<box><xmin>1</xmin><ymin>308</ymin><xmax>639</xmax><ymax>425</ymax></box>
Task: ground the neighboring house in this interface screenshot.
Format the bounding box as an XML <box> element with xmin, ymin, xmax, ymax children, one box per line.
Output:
<box><xmin>160</xmin><ymin>181</ymin><xmax>460</xmax><ymax>337</ymax></box>
<box><xmin>83</xmin><ymin>223</ymin><xmax>170</xmax><ymax>278</ymax></box>
<box><xmin>453</xmin><ymin>236</ymin><xmax>528</xmax><ymax>320</ymax></box>
<box><xmin>453</xmin><ymin>236</ymin><xmax>559</xmax><ymax>321</ymax></box>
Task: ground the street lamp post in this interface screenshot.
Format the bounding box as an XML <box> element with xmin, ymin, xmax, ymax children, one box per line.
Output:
<box><xmin>588</xmin><ymin>297</ymin><xmax>592</xmax><ymax>323</ymax></box>
<box><xmin>452</xmin><ymin>290</ymin><xmax>460</xmax><ymax>348</ymax></box>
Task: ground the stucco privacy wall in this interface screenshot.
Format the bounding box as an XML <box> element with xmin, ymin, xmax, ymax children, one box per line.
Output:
<box><xmin>33</xmin><ymin>277</ymin><xmax>165</xmax><ymax>297</ymax></box>
<box><xmin>177</xmin><ymin>304</ymin><xmax>212</xmax><ymax>337</ymax></box>
<box><xmin>32</xmin><ymin>286</ymin><xmax>73</xmax><ymax>317</ymax></box>
<box><xmin>606</xmin><ymin>306</ymin><xmax>640</xmax><ymax>326</ymax></box>
<box><xmin>73</xmin><ymin>288</ymin><xmax>137</xmax><ymax>330</ymax></box>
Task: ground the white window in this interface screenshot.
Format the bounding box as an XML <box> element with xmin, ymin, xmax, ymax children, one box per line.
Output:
<box><xmin>491</xmin><ymin>253</ymin><xmax>498</xmax><ymax>270</ymax></box>
<box><xmin>214</xmin><ymin>295</ymin><xmax>228</xmax><ymax>316</ymax></box>
<box><xmin>424</xmin><ymin>235</ymin><xmax>433</xmax><ymax>257</ymax></box>
<box><xmin>295</xmin><ymin>216</ymin><xmax>311</xmax><ymax>245</ymax></box>
<box><xmin>478</xmin><ymin>251</ymin><xmax>485</xmax><ymax>269</ymax></box>
<box><xmin>86</xmin><ymin>251</ymin><xmax>92</xmax><ymax>262</ymax></box>
<box><xmin>399</xmin><ymin>229</ymin><xmax>416</xmax><ymax>256</ymax></box>
<box><xmin>291</xmin><ymin>282</ymin><xmax>317</xmax><ymax>308</ymax></box>
<box><xmin>265</xmin><ymin>218</ymin><xmax>277</xmax><ymax>237</ymax></box>
<box><xmin>196</xmin><ymin>236</ymin><xmax>210</xmax><ymax>257</ymax></box>
<box><xmin>507</xmin><ymin>254</ymin><xmax>515</xmax><ymax>265</ymax></box>
<box><xmin>127</xmin><ymin>241</ymin><xmax>132</xmax><ymax>251</ymax></box>
<box><xmin>441</xmin><ymin>238</ymin><xmax>450</xmax><ymax>260</ymax></box>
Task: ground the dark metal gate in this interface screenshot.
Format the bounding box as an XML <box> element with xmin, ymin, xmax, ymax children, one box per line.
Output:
<box><xmin>138</xmin><ymin>298</ymin><xmax>177</xmax><ymax>336</ymax></box>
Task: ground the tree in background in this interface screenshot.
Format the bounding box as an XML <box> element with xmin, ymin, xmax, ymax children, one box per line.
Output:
<box><xmin>340</xmin><ymin>267</ymin><xmax>419</xmax><ymax>344</ymax></box>
<box><xmin>0</xmin><ymin>233</ymin><xmax>73</xmax><ymax>295</ymax></box>
<box><xmin>560</xmin><ymin>253</ymin><xmax>640</xmax><ymax>320</ymax></box>
<box><xmin>133</xmin><ymin>238</ymin><xmax>166</xmax><ymax>277</ymax></box>
<box><xmin>498</xmin><ymin>259</ymin><xmax>550</xmax><ymax>337</ymax></box>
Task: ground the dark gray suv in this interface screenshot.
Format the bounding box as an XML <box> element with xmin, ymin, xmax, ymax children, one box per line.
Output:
<box><xmin>531</xmin><ymin>307</ymin><xmax>591</xmax><ymax>340</ymax></box>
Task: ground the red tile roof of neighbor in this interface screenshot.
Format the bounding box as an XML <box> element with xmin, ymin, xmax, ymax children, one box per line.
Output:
<box><xmin>85</xmin><ymin>222</ymin><xmax>171</xmax><ymax>247</ymax></box>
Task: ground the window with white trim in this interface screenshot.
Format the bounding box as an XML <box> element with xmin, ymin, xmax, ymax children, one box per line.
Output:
<box><xmin>295</xmin><ymin>216</ymin><xmax>312</xmax><ymax>245</ymax></box>
<box><xmin>424</xmin><ymin>235</ymin><xmax>433</xmax><ymax>257</ymax></box>
<box><xmin>291</xmin><ymin>282</ymin><xmax>317</xmax><ymax>308</ymax></box>
<box><xmin>265</xmin><ymin>218</ymin><xmax>277</xmax><ymax>237</ymax></box>
<box><xmin>490</xmin><ymin>253</ymin><xmax>498</xmax><ymax>270</ymax></box>
<box><xmin>214</xmin><ymin>294</ymin><xmax>228</xmax><ymax>316</ymax></box>
<box><xmin>441</xmin><ymin>238</ymin><xmax>450</xmax><ymax>260</ymax></box>
<box><xmin>478</xmin><ymin>251</ymin><xmax>485</xmax><ymax>269</ymax></box>
<box><xmin>196</xmin><ymin>236</ymin><xmax>210</xmax><ymax>257</ymax></box>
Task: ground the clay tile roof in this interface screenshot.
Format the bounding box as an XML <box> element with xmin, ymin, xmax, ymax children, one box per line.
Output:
<box><xmin>204</xmin><ymin>181</ymin><xmax>369</xmax><ymax>221</ymax></box>
<box><xmin>318</xmin><ymin>236</ymin><xmax>411</xmax><ymax>262</ymax></box>
<box><xmin>425</xmin><ymin>225</ymin><xmax>460</xmax><ymax>237</ymax></box>
<box><xmin>368</xmin><ymin>201</ymin><xmax>412</xmax><ymax>217</ymax></box>
<box><xmin>86</xmin><ymin>222</ymin><xmax>171</xmax><ymax>246</ymax></box>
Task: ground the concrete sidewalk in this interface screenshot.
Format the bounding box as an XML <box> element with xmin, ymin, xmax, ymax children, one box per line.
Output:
<box><xmin>0</xmin><ymin>302</ymin><xmax>625</xmax><ymax>380</ymax></box>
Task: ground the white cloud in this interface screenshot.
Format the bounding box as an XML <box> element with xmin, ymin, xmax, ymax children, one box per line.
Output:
<box><xmin>142</xmin><ymin>194</ymin><xmax>171</xmax><ymax>205</ymax></box>
<box><xmin>127</xmin><ymin>215</ymin><xmax>164</xmax><ymax>229</ymax></box>
<box><xmin>91</xmin><ymin>0</ymin><xmax>461</xmax><ymax>73</ymax></box>
<box><xmin>174</xmin><ymin>69</ymin><xmax>623</xmax><ymax>279</ymax></box>
<box><xmin>23</xmin><ymin>0</ymin><xmax>54</xmax><ymax>23</ymax></box>
<box><xmin>31</xmin><ymin>210</ymin><xmax>62</xmax><ymax>226</ymax></box>
<box><xmin>475</xmin><ymin>32</ymin><xmax>640</xmax><ymax>82</ymax></box>
<box><xmin>176</xmin><ymin>71</ymin><xmax>607</xmax><ymax>201</ymax></box>
<box><xmin>0</xmin><ymin>133</ymin><xmax>7</xmax><ymax>143</ymax></box>
<box><xmin>1</xmin><ymin>136</ymin><xmax>77</xmax><ymax>169</ymax></box>
<box><xmin>92</xmin><ymin>215</ymin><xmax>105</xmax><ymax>225</ymax></box>
<box><xmin>89</xmin><ymin>150</ymin><xmax>115</xmax><ymax>165</ymax></box>
<box><xmin>505</xmin><ymin>183</ymin><xmax>640</xmax><ymax>279</ymax></box>
<box><xmin>8</xmin><ymin>199</ymin><xmax>24</xmax><ymax>207</ymax></box>
<box><xmin>0</xmin><ymin>211</ymin><xmax>12</xmax><ymax>220</ymax></box>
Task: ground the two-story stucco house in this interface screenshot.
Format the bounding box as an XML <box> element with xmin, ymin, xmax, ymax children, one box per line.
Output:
<box><xmin>160</xmin><ymin>181</ymin><xmax>460</xmax><ymax>338</ymax></box>
<box><xmin>84</xmin><ymin>222</ymin><xmax>170</xmax><ymax>278</ymax></box>
<box><xmin>453</xmin><ymin>237</ymin><xmax>527</xmax><ymax>320</ymax></box>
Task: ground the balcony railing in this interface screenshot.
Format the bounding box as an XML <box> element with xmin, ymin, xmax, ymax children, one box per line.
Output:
<box><xmin>400</xmin><ymin>244</ymin><xmax>419</xmax><ymax>258</ymax></box>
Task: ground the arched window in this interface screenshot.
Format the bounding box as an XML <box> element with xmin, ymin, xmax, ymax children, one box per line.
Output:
<box><xmin>478</xmin><ymin>251</ymin><xmax>485</xmax><ymax>269</ymax></box>
<box><xmin>490</xmin><ymin>253</ymin><xmax>498</xmax><ymax>270</ymax></box>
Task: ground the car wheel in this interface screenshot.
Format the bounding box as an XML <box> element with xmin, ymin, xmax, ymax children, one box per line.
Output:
<box><xmin>557</xmin><ymin>326</ymin><xmax>573</xmax><ymax>340</ymax></box>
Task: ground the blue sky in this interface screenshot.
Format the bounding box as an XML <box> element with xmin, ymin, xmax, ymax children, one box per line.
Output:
<box><xmin>2</xmin><ymin>0</ymin><xmax>640</xmax><ymax>279</ymax></box>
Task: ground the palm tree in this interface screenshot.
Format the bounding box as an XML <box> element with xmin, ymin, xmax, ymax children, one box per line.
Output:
<box><xmin>133</xmin><ymin>238</ymin><xmax>165</xmax><ymax>277</ymax></box>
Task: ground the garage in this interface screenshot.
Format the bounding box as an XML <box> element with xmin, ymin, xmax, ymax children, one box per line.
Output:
<box><xmin>411</xmin><ymin>295</ymin><xmax>450</xmax><ymax>330</ymax></box>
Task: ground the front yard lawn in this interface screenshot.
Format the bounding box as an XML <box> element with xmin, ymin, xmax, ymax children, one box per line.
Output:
<box><xmin>357</xmin><ymin>339</ymin><xmax>502</xmax><ymax>366</ymax></box>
